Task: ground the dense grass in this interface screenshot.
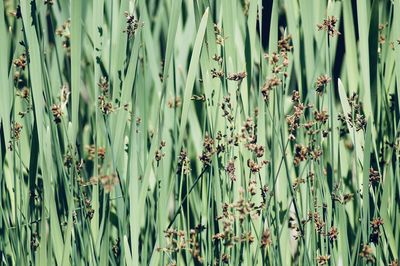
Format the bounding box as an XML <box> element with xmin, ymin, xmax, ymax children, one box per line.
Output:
<box><xmin>0</xmin><ymin>0</ymin><xmax>399</xmax><ymax>265</ymax></box>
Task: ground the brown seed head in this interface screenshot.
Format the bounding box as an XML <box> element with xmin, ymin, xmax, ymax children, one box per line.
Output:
<box><xmin>317</xmin><ymin>16</ymin><xmax>341</xmax><ymax>37</ymax></box>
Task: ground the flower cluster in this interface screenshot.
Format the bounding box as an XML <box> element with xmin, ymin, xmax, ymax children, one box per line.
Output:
<box><xmin>316</xmin><ymin>254</ymin><xmax>330</xmax><ymax>265</ymax></box>
<box><xmin>86</xmin><ymin>145</ymin><xmax>106</xmax><ymax>160</ymax></box>
<box><xmin>359</xmin><ymin>244</ymin><xmax>375</xmax><ymax>263</ymax></box>
<box><xmin>124</xmin><ymin>12</ymin><xmax>140</xmax><ymax>38</ymax></box>
<box><xmin>199</xmin><ymin>133</ymin><xmax>215</xmax><ymax>166</ymax></box>
<box><xmin>214</xmin><ymin>23</ymin><xmax>226</xmax><ymax>46</ymax></box>
<box><xmin>331</xmin><ymin>182</ymin><xmax>354</xmax><ymax>204</ymax></box>
<box><xmin>9</xmin><ymin>122</ymin><xmax>23</xmax><ymax>151</ymax></box>
<box><xmin>211</xmin><ymin>68</ymin><xmax>224</xmax><ymax>79</ymax></box>
<box><xmin>317</xmin><ymin>16</ymin><xmax>341</xmax><ymax>37</ymax></box>
<box><xmin>225</xmin><ymin>157</ymin><xmax>237</xmax><ymax>182</ymax></box>
<box><xmin>368</xmin><ymin>168</ymin><xmax>380</xmax><ymax>187</ymax></box>
<box><xmin>83</xmin><ymin>194</ymin><xmax>95</xmax><ymax>220</ymax></box>
<box><xmin>155</xmin><ymin>141</ymin><xmax>166</xmax><ymax>162</ymax></box>
<box><xmin>97</xmin><ymin>76</ymin><xmax>114</xmax><ymax>115</ymax></box>
<box><xmin>240</xmin><ymin>116</ymin><xmax>269</xmax><ymax>173</ymax></box>
<box><xmin>176</xmin><ymin>149</ymin><xmax>191</xmax><ymax>175</ymax></box>
<box><xmin>13</xmin><ymin>53</ymin><xmax>27</xmax><ymax>70</ymax></box>
<box><xmin>261</xmin><ymin>35</ymin><xmax>292</xmax><ymax>103</ymax></box>
<box><xmin>286</xmin><ymin>93</ymin><xmax>306</xmax><ymax>140</ymax></box>
<box><xmin>56</xmin><ymin>20</ymin><xmax>71</xmax><ymax>54</ymax></box>
<box><xmin>89</xmin><ymin>173</ymin><xmax>119</xmax><ymax>192</ymax></box>
<box><xmin>51</xmin><ymin>104</ymin><xmax>63</xmax><ymax>124</ymax></box>
<box><xmin>213</xmin><ymin>188</ymin><xmax>263</xmax><ymax>256</ymax></box>
<box><xmin>158</xmin><ymin>225</ymin><xmax>205</xmax><ymax>264</ymax></box>
<box><xmin>260</xmin><ymin>228</ymin><xmax>272</xmax><ymax>248</ymax></box>
<box><xmin>227</xmin><ymin>71</ymin><xmax>247</xmax><ymax>82</ymax></box>
<box><xmin>369</xmin><ymin>217</ymin><xmax>383</xmax><ymax>244</ymax></box>
<box><xmin>16</xmin><ymin>87</ymin><xmax>31</xmax><ymax>118</ymax></box>
<box><xmin>315</xmin><ymin>75</ymin><xmax>331</xmax><ymax>95</ymax></box>
<box><xmin>338</xmin><ymin>93</ymin><xmax>367</xmax><ymax>132</ymax></box>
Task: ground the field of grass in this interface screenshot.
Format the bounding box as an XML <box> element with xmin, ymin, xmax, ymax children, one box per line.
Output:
<box><xmin>0</xmin><ymin>0</ymin><xmax>399</xmax><ymax>265</ymax></box>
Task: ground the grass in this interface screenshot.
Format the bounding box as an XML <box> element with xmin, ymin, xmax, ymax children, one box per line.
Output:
<box><xmin>0</xmin><ymin>0</ymin><xmax>399</xmax><ymax>265</ymax></box>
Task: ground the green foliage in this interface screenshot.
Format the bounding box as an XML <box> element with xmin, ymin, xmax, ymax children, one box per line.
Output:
<box><xmin>0</xmin><ymin>0</ymin><xmax>399</xmax><ymax>265</ymax></box>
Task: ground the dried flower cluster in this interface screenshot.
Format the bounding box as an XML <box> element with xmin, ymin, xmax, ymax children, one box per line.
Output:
<box><xmin>240</xmin><ymin>116</ymin><xmax>269</xmax><ymax>173</ymax></box>
<box><xmin>315</xmin><ymin>75</ymin><xmax>331</xmax><ymax>95</ymax></box>
<box><xmin>98</xmin><ymin>76</ymin><xmax>109</xmax><ymax>95</ymax></box>
<box><xmin>212</xmin><ymin>54</ymin><xmax>223</xmax><ymax>64</ymax></box>
<box><xmin>83</xmin><ymin>195</ymin><xmax>95</xmax><ymax>220</ymax></box>
<box><xmin>328</xmin><ymin>226</ymin><xmax>339</xmax><ymax>242</ymax></box>
<box><xmin>176</xmin><ymin>149</ymin><xmax>191</xmax><ymax>175</ymax></box>
<box><xmin>292</xmin><ymin>177</ymin><xmax>305</xmax><ymax>191</ymax></box>
<box><xmin>199</xmin><ymin>133</ymin><xmax>215</xmax><ymax>166</ymax></box>
<box><xmin>261</xmin><ymin>35</ymin><xmax>292</xmax><ymax>103</ymax></box>
<box><xmin>286</xmin><ymin>93</ymin><xmax>305</xmax><ymax>140</ymax></box>
<box><xmin>99</xmin><ymin>96</ymin><xmax>113</xmax><ymax>115</ymax></box>
<box><xmin>214</xmin><ymin>23</ymin><xmax>226</xmax><ymax>46</ymax></box>
<box><xmin>260</xmin><ymin>228</ymin><xmax>272</xmax><ymax>248</ymax></box>
<box><xmin>359</xmin><ymin>244</ymin><xmax>375</xmax><ymax>263</ymax></box>
<box><xmin>338</xmin><ymin>93</ymin><xmax>367</xmax><ymax>132</ymax></box>
<box><xmin>13</xmin><ymin>53</ymin><xmax>27</xmax><ymax>70</ymax></box>
<box><xmin>211</xmin><ymin>68</ymin><xmax>224</xmax><ymax>79</ymax></box>
<box><xmin>10</xmin><ymin>122</ymin><xmax>23</xmax><ymax>146</ymax></box>
<box><xmin>316</xmin><ymin>254</ymin><xmax>330</xmax><ymax>265</ymax></box>
<box><xmin>332</xmin><ymin>182</ymin><xmax>354</xmax><ymax>204</ymax></box>
<box><xmin>378</xmin><ymin>23</ymin><xmax>387</xmax><ymax>46</ymax></box>
<box><xmin>51</xmin><ymin>104</ymin><xmax>63</xmax><ymax>124</ymax></box>
<box><xmin>293</xmin><ymin>143</ymin><xmax>322</xmax><ymax>165</ymax></box>
<box><xmin>124</xmin><ymin>12</ymin><xmax>140</xmax><ymax>38</ymax></box>
<box><xmin>225</xmin><ymin>157</ymin><xmax>237</xmax><ymax>182</ymax></box>
<box><xmin>221</xmin><ymin>94</ymin><xmax>234</xmax><ymax>126</ymax></box>
<box><xmin>368</xmin><ymin>168</ymin><xmax>380</xmax><ymax>187</ymax></box>
<box><xmin>97</xmin><ymin>76</ymin><xmax>114</xmax><ymax>115</ymax></box>
<box><xmin>155</xmin><ymin>141</ymin><xmax>166</xmax><ymax>162</ymax></box>
<box><xmin>90</xmin><ymin>173</ymin><xmax>119</xmax><ymax>192</ymax></box>
<box><xmin>17</xmin><ymin>87</ymin><xmax>31</xmax><ymax>118</ymax></box>
<box><xmin>17</xmin><ymin>87</ymin><xmax>29</xmax><ymax>99</ymax></box>
<box><xmin>303</xmin><ymin>211</ymin><xmax>329</xmax><ymax>238</ymax></box>
<box><xmin>317</xmin><ymin>16</ymin><xmax>341</xmax><ymax>37</ymax></box>
<box><xmin>86</xmin><ymin>145</ymin><xmax>106</xmax><ymax>160</ymax></box>
<box><xmin>227</xmin><ymin>71</ymin><xmax>247</xmax><ymax>82</ymax></box>
<box><xmin>158</xmin><ymin>225</ymin><xmax>205</xmax><ymax>264</ymax></box>
<box><xmin>369</xmin><ymin>217</ymin><xmax>383</xmax><ymax>244</ymax></box>
<box><xmin>56</xmin><ymin>20</ymin><xmax>71</xmax><ymax>53</ymax></box>
<box><xmin>213</xmin><ymin>188</ymin><xmax>264</xmax><ymax>255</ymax></box>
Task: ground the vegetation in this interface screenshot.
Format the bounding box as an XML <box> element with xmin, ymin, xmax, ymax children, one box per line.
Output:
<box><xmin>0</xmin><ymin>0</ymin><xmax>399</xmax><ymax>265</ymax></box>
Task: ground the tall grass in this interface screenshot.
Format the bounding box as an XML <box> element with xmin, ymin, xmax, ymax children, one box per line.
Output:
<box><xmin>0</xmin><ymin>0</ymin><xmax>399</xmax><ymax>265</ymax></box>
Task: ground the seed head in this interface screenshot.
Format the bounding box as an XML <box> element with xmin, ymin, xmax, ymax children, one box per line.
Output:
<box><xmin>227</xmin><ymin>71</ymin><xmax>247</xmax><ymax>82</ymax></box>
<box><xmin>316</xmin><ymin>75</ymin><xmax>331</xmax><ymax>95</ymax></box>
<box><xmin>317</xmin><ymin>16</ymin><xmax>341</xmax><ymax>37</ymax></box>
<box><xmin>328</xmin><ymin>226</ymin><xmax>338</xmax><ymax>242</ymax></box>
<box><xmin>211</xmin><ymin>68</ymin><xmax>224</xmax><ymax>79</ymax></box>
<box><xmin>261</xmin><ymin>228</ymin><xmax>272</xmax><ymax>248</ymax></box>
<box><xmin>51</xmin><ymin>104</ymin><xmax>63</xmax><ymax>123</ymax></box>
<box><xmin>316</xmin><ymin>255</ymin><xmax>330</xmax><ymax>265</ymax></box>
<box><xmin>13</xmin><ymin>53</ymin><xmax>27</xmax><ymax>70</ymax></box>
<box><xmin>225</xmin><ymin>158</ymin><xmax>237</xmax><ymax>182</ymax></box>
<box><xmin>369</xmin><ymin>168</ymin><xmax>380</xmax><ymax>187</ymax></box>
<box><xmin>359</xmin><ymin>244</ymin><xmax>375</xmax><ymax>263</ymax></box>
<box><xmin>124</xmin><ymin>12</ymin><xmax>140</xmax><ymax>38</ymax></box>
